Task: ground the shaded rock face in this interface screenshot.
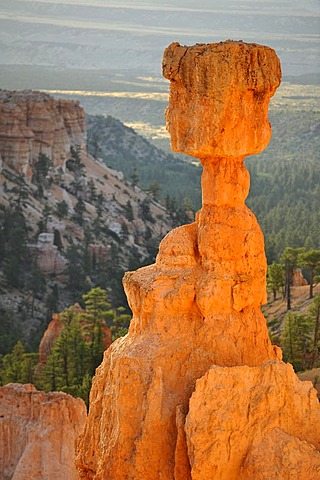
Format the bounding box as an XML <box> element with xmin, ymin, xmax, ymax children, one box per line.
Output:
<box><xmin>77</xmin><ymin>41</ymin><xmax>320</xmax><ymax>479</ymax></box>
<box><xmin>38</xmin><ymin>313</ymin><xmax>63</xmax><ymax>365</ymax></box>
<box><xmin>0</xmin><ymin>90</ymin><xmax>86</xmax><ymax>180</ymax></box>
<box><xmin>292</xmin><ymin>267</ymin><xmax>308</xmax><ymax>286</ymax></box>
<box><xmin>0</xmin><ymin>383</ymin><xmax>86</xmax><ymax>480</ymax></box>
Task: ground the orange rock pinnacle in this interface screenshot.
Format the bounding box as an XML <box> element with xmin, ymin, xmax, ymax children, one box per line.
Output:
<box><xmin>77</xmin><ymin>41</ymin><xmax>320</xmax><ymax>480</ymax></box>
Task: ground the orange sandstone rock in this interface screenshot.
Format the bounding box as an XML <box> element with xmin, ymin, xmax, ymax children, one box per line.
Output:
<box><xmin>162</xmin><ymin>41</ymin><xmax>281</xmax><ymax>159</ymax></box>
<box><xmin>38</xmin><ymin>313</ymin><xmax>62</xmax><ymax>365</ymax></box>
<box><xmin>186</xmin><ymin>362</ymin><xmax>320</xmax><ymax>480</ymax></box>
<box><xmin>240</xmin><ymin>428</ymin><xmax>320</xmax><ymax>480</ymax></box>
<box><xmin>0</xmin><ymin>383</ymin><xmax>86</xmax><ymax>480</ymax></box>
<box><xmin>77</xmin><ymin>41</ymin><xmax>319</xmax><ymax>480</ymax></box>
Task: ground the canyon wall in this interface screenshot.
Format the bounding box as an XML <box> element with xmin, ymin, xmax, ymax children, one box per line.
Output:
<box><xmin>76</xmin><ymin>41</ymin><xmax>320</xmax><ymax>479</ymax></box>
<box><xmin>0</xmin><ymin>90</ymin><xmax>86</xmax><ymax>180</ymax></box>
<box><xmin>0</xmin><ymin>383</ymin><xmax>86</xmax><ymax>480</ymax></box>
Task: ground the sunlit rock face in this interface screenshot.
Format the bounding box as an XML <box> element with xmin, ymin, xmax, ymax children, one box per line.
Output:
<box><xmin>163</xmin><ymin>41</ymin><xmax>281</xmax><ymax>159</ymax></box>
<box><xmin>0</xmin><ymin>383</ymin><xmax>86</xmax><ymax>480</ymax></box>
<box><xmin>0</xmin><ymin>90</ymin><xmax>86</xmax><ymax>180</ymax></box>
<box><xmin>186</xmin><ymin>362</ymin><xmax>320</xmax><ymax>480</ymax></box>
<box><xmin>77</xmin><ymin>41</ymin><xmax>320</xmax><ymax>480</ymax></box>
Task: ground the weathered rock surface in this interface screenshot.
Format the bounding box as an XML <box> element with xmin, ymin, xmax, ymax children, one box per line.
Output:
<box><xmin>0</xmin><ymin>90</ymin><xmax>86</xmax><ymax>180</ymax></box>
<box><xmin>186</xmin><ymin>362</ymin><xmax>320</xmax><ymax>480</ymax></box>
<box><xmin>32</xmin><ymin>232</ymin><xmax>67</xmax><ymax>275</ymax></box>
<box><xmin>0</xmin><ymin>383</ymin><xmax>86</xmax><ymax>480</ymax></box>
<box><xmin>77</xmin><ymin>40</ymin><xmax>320</xmax><ymax>479</ymax></box>
<box><xmin>163</xmin><ymin>41</ymin><xmax>281</xmax><ymax>159</ymax></box>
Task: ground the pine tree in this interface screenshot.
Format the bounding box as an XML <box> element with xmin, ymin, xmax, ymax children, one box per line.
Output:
<box><xmin>307</xmin><ymin>294</ymin><xmax>320</xmax><ymax>368</ymax></box>
<box><xmin>55</xmin><ymin>200</ymin><xmax>69</xmax><ymax>220</ymax></box>
<box><xmin>82</xmin><ymin>288</ymin><xmax>113</xmax><ymax>374</ymax></box>
<box><xmin>298</xmin><ymin>249</ymin><xmax>320</xmax><ymax>299</ymax></box>
<box><xmin>267</xmin><ymin>262</ymin><xmax>284</xmax><ymax>301</ymax></box>
<box><xmin>280</xmin><ymin>247</ymin><xmax>306</xmax><ymax>310</ymax></box>
<box><xmin>281</xmin><ymin>312</ymin><xmax>311</xmax><ymax>371</ymax></box>
<box><xmin>0</xmin><ymin>341</ymin><xmax>37</xmax><ymax>385</ymax></box>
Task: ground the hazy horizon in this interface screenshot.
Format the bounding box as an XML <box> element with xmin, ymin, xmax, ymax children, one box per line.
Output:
<box><xmin>0</xmin><ymin>0</ymin><xmax>319</xmax><ymax>78</ymax></box>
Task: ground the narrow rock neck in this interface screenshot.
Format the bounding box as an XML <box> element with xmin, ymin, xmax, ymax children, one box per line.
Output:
<box><xmin>200</xmin><ymin>156</ymin><xmax>250</xmax><ymax>208</ymax></box>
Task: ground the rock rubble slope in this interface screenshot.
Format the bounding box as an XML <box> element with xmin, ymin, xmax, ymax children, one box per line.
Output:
<box><xmin>77</xmin><ymin>40</ymin><xmax>320</xmax><ymax>479</ymax></box>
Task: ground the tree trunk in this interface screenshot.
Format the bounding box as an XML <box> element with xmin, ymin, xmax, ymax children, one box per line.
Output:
<box><xmin>286</xmin><ymin>261</ymin><xmax>291</xmax><ymax>310</ymax></box>
<box><xmin>311</xmin><ymin>301</ymin><xmax>320</xmax><ymax>368</ymax></box>
<box><xmin>310</xmin><ymin>268</ymin><xmax>314</xmax><ymax>299</ymax></box>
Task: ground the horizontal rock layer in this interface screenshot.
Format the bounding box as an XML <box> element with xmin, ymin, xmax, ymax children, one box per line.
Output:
<box><xmin>0</xmin><ymin>90</ymin><xmax>86</xmax><ymax>180</ymax></box>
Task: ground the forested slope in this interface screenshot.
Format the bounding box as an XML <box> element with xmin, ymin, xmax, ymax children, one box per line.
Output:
<box><xmin>87</xmin><ymin>107</ymin><xmax>320</xmax><ymax>262</ymax></box>
<box><xmin>246</xmin><ymin>108</ymin><xmax>320</xmax><ymax>261</ymax></box>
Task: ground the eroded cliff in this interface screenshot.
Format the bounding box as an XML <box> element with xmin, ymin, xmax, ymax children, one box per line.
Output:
<box><xmin>76</xmin><ymin>41</ymin><xmax>320</xmax><ymax>479</ymax></box>
<box><xmin>0</xmin><ymin>90</ymin><xmax>86</xmax><ymax>180</ymax></box>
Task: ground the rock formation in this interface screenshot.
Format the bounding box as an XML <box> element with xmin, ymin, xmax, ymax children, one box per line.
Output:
<box><xmin>32</xmin><ymin>232</ymin><xmax>67</xmax><ymax>275</ymax></box>
<box><xmin>38</xmin><ymin>313</ymin><xmax>63</xmax><ymax>365</ymax></box>
<box><xmin>77</xmin><ymin>41</ymin><xmax>320</xmax><ymax>479</ymax></box>
<box><xmin>186</xmin><ymin>362</ymin><xmax>320</xmax><ymax>480</ymax></box>
<box><xmin>0</xmin><ymin>383</ymin><xmax>86</xmax><ymax>480</ymax></box>
<box><xmin>0</xmin><ymin>90</ymin><xmax>86</xmax><ymax>180</ymax></box>
<box><xmin>38</xmin><ymin>306</ymin><xmax>112</xmax><ymax>367</ymax></box>
<box><xmin>292</xmin><ymin>267</ymin><xmax>308</xmax><ymax>286</ymax></box>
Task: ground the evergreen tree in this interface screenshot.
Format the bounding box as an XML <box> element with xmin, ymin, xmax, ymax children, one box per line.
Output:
<box><xmin>0</xmin><ymin>308</ymin><xmax>19</xmax><ymax>356</ymax></box>
<box><xmin>11</xmin><ymin>175</ymin><xmax>29</xmax><ymax>208</ymax></box>
<box><xmin>82</xmin><ymin>288</ymin><xmax>113</xmax><ymax>374</ymax></box>
<box><xmin>3</xmin><ymin>208</ymin><xmax>29</xmax><ymax>288</ymax></box>
<box><xmin>124</xmin><ymin>200</ymin><xmax>134</xmax><ymax>221</ymax></box>
<box><xmin>38</xmin><ymin>204</ymin><xmax>52</xmax><ymax>233</ymax></box>
<box><xmin>33</xmin><ymin>153</ymin><xmax>53</xmax><ymax>185</ymax></box>
<box><xmin>0</xmin><ymin>341</ymin><xmax>37</xmax><ymax>385</ymax></box>
<box><xmin>280</xmin><ymin>247</ymin><xmax>305</xmax><ymax>310</ymax></box>
<box><xmin>139</xmin><ymin>198</ymin><xmax>154</xmax><ymax>223</ymax></box>
<box><xmin>111</xmin><ymin>307</ymin><xmax>131</xmax><ymax>340</ymax></box>
<box><xmin>88</xmin><ymin>178</ymin><xmax>97</xmax><ymax>202</ymax></box>
<box><xmin>298</xmin><ymin>249</ymin><xmax>320</xmax><ymax>299</ymax></box>
<box><xmin>147</xmin><ymin>181</ymin><xmax>161</xmax><ymax>201</ymax></box>
<box><xmin>39</xmin><ymin>348</ymin><xmax>61</xmax><ymax>391</ymax></box>
<box><xmin>130</xmin><ymin>167</ymin><xmax>139</xmax><ymax>188</ymax></box>
<box><xmin>307</xmin><ymin>294</ymin><xmax>320</xmax><ymax>369</ymax></box>
<box><xmin>26</xmin><ymin>263</ymin><xmax>46</xmax><ymax>317</ymax></box>
<box><xmin>65</xmin><ymin>245</ymin><xmax>87</xmax><ymax>299</ymax></box>
<box><xmin>267</xmin><ymin>262</ymin><xmax>284</xmax><ymax>301</ymax></box>
<box><xmin>281</xmin><ymin>312</ymin><xmax>311</xmax><ymax>371</ymax></box>
<box><xmin>55</xmin><ymin>200</ymin><xmax>69</xmax><ymax>220</ymax></box>
<box><xmin>74</xmin><ymin>198</ymin><xmax>86</xmax><ymax>225</ymax></box>
<box><xmin>53</xmin><ymin>228</ymin><xmax>63</xmax><ymax>251</ymax></box>
<box><xmin>46</xmin><ymin>284</ymin><xmax>59</xmax><ymax>316</ymax></box>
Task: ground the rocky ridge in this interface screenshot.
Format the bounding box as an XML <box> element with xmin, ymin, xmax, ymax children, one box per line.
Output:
<box><xmin>0</xmin><ymin>90</ymin><xmax>174</xmax><ymax>346</ymax></box>
<box><xmin>76</xmin><ymin>41</ymin><xmax>320</xmax><ymax>479</ymax></box>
